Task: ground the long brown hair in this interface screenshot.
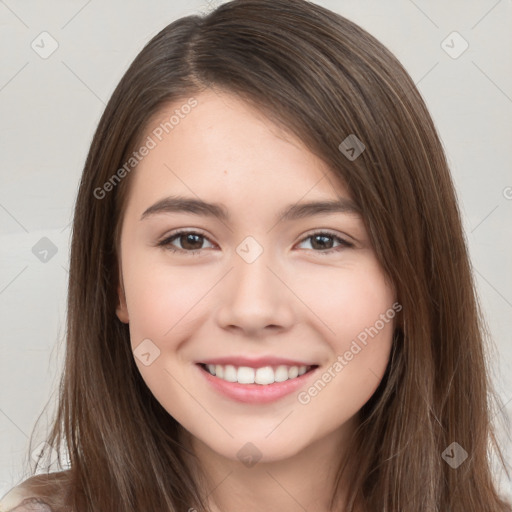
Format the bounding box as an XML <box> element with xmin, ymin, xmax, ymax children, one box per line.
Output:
<box><xmin>19</xmin><ymin>0</ymin><xmax>511</xmax><ymax>510</ymax></box>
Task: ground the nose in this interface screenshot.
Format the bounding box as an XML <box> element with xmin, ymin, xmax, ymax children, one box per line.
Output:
<box><xmin>215</xmin><ymin>247</ymin><xmax>296</xmax><ymax>337</ymax></box>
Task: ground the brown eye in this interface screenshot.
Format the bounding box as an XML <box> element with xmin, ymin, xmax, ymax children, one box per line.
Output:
<box><xmin>310</xmin><ymin>234</ymin><xmax>335</xmax><ymax>250</ymax></box>
<box><xmin>158</xmin><ymin>231</ymin><xmax>214</xmax><ymax>254</ymax></box>
<box><xmin>177</xmin><ymin>233</ymin><xmax>204</xmax><ymax>250</ymax></box>
<box><xmin>297</xmin><ymin>231</ymin><xmax>353</xmax><ymax>254</ymax></box>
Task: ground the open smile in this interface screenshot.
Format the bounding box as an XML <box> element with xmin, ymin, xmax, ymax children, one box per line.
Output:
<box><xmin>196</xmin><ymin>363</ymin><xmax>319</xmax><ymax>404</ymax></box>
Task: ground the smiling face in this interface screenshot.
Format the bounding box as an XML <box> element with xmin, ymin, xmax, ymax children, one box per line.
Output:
<box><xmin>115</xmin><ymin>89</ymin><xmax>397</xmax><ymax>465</ymax></box>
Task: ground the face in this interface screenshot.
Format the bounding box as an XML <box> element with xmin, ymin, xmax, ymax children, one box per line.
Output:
<box><xmin>116</xmin><ymin>89</ymin><xmax>398</xmax><ymax>464</ymax></box>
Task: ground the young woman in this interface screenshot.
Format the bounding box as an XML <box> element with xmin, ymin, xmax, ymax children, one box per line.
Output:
<box><xmin>2</xmin><ymin>0</ymin><xmax>510</xmax><ymax>510</ymax></box>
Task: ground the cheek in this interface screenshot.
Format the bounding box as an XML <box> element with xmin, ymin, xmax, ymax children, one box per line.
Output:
<box><xmin>336</xmin><ymin>270</ymin><xmax>395</xmax><ymax>372</ymax></box>
<box><xmin>332</xmin><ymin>274</ymin><xmax>396</xmax><ymax>357</ymax></box>
<box><xmin>291</xmin><ymin>258</ymin><xmax>396</xmax><ymax>349</ymax></box>
<box><xmin>122</xmin><ymin>252</ymin><xmax>211</xmax><ymax>346</ymax></box>
<box><xmin>298</xmin><ymin>266</ymin><xmax>396</xmax><ymax>414</ymax></box>
<box><xmin>121</xmin><ymin>253</ymin><xmax>205</xmax><ymax>410</ymax></box>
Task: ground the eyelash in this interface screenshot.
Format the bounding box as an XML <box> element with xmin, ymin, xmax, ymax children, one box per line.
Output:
<box><xmin>157</xmin><ymin>229</ymin><xmax>353</xmax><ymax>255</ymax></box>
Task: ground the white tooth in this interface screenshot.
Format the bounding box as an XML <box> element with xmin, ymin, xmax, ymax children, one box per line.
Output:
<box><xmin>210</xmin><ymin>363</ymin><xmax>309</xmax><ymax>384</ymax></box>
<box><xmin>255</xmin><ymin>366</ymin><xmax>275</xmax><ymax>385</ymax></box>
<box><xmin>274</xmin><ymin>365</ymin><xmax>289</xmax><ymax>382</ymax></box>
<box><xmin>237</xmin><ymin>366</ymin><xmax>255</xmax><ymax>384</ymax></box>
<box><xmin>223</xmin><ymin>364</ymin><xmax>237</xmax><ymax>382</ymax></box>
<box><xmin>288</xmin><ymin>366</ymin><xmax>299</xmax><ymax>379</ymax></box>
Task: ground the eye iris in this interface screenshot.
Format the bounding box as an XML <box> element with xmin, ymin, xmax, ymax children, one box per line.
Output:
<box><xmin>181</xmin><ymin>233</ymin><xmax>203</xmax><ymax>250</ymax></box>
<box><xmin>311</xmin><ymin>234</ymin><xmax>333</xmax><ymax>250</ymax></box>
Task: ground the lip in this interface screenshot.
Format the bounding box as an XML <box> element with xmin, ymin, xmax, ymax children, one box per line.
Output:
<box><xmin>196</xmin><ymin>363</ymin><xmax>319</xmax><ymax>404</ymax></box>
<box><xmin>198</xmin><ymin>356</ymin><xmax>316</xmax><ymax>368</ymax></box>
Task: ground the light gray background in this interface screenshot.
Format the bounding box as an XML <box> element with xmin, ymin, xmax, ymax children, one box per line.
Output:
<box><xmin>1</xmin><ymin>0</ymin><xmax>511</xmax><ymax>500</ymax></box>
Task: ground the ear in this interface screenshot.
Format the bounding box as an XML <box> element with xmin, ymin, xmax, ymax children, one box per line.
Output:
<box><xmin>116</xmin><ymin>278</ymin><xmax>129</xmax><ymax>324</ymax></box>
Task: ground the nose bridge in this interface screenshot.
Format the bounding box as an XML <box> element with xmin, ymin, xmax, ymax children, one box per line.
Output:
<box><xmin>233</xmin><ymin>237</ymin><xmax>279</xmax><ymax>308</ymax></box>
<box><xmin>234</xmin><ymin>241</ymin><xmax>274</xmax><ymax>300</ymax></box>
<box><xmin>215</xmin><ymin>235</ymin><xmax>294</xmax><ymax>333</ymax></box>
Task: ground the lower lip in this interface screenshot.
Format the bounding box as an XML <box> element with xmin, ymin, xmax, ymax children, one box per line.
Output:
<box><xmin>196</xmin><ymin>364</ymin><xmax>319</xmax><ymax>404</ymax></box>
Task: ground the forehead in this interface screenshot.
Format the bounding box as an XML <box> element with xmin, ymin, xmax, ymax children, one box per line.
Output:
<box><xmin>126</xmin><ymin>89</ymin><xmax>352</xmax><ymax>211</ymax></box>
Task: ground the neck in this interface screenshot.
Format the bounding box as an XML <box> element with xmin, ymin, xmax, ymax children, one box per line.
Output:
<box><xmin>180</xmin><ymin>416</ymin><xmax>362</xmax><ymax>512</ymax></box>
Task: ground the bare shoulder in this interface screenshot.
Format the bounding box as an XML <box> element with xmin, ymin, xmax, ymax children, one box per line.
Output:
<box><xmin>0</xmin><ymin>471</ymin><xmax>71</xmax><ymax>512</ymax></box>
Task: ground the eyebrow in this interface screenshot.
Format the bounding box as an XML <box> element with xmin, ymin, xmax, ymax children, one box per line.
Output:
<box><xmin>140</xmin><ymin>195</ymin><xmax>361</xmax><ymax>223</ymax></box>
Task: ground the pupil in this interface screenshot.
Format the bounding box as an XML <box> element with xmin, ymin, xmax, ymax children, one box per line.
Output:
<box><xmin>313</xmin><ymin>235</ymin><xmax>332</xmax><ymax>249</ymax></box>
<box><xmin>183</xmin><ymin>234</ymin><xmax>202</xmax><ymax>250</ymax></box>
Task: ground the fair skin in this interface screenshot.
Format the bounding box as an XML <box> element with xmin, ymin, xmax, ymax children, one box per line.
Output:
<box><xmin>116</xmin><ymin>89</ymin><xmax>396</xmax><ymax>512</ymax></box>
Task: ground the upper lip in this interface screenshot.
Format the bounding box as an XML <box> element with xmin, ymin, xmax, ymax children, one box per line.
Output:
<box><xmin>198</xmin><ymin>356</ymin><xmax>317</xmax><ymax>368</ymax></box>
